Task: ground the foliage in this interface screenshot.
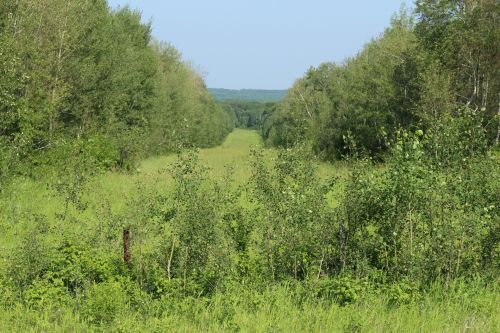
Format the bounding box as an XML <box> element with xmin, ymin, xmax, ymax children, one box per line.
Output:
<box><xmin>219</xmin><ymin>100</ymin><xmax>278</xmax><ymax>130</ymax></box>
<box><xmin>264</xmin><ymin>2</ymin><xmax>499</xmax><ymax>158</ymax></box>
<box><xmin>0</xmin><ymin>0</ymin><xmax>499</xmax><ymax>331</ymax></box>
<box><xmin>82</xmin><ymin>281</ymin><xmax>127</xmax><ymax>325</ymax></box>
<box><xmin>0</xmin><ymin>128</ymin><xmax>498</xmax><ymax>331</ymax></box>
<box><xmin>246</xmin><ymin>146</ymin><xmax>335</xmax><ymax>281</ymax></box>
<box><xmin>0</xmin><ymin>0</ymin><xmax>234</xmax><ymax>185</ymax></box>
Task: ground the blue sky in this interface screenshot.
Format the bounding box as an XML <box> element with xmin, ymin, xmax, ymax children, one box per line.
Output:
<box><xmin>107</xmin><ymin>0</ymin><xmax>411</xmax><ymax>90</ymax></box>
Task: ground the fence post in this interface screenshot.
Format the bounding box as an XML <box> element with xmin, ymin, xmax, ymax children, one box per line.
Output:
<box><xmin>123</xmin><ymin>228</ymin><xmax>131</xmax><ymax>269</ymax></box>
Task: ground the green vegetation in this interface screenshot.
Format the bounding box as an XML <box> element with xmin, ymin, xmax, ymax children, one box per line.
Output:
<box><xmin>0</xmin><ymin>0</ymin><xmax>499</xmax><ymax>332</ymax></box>
<box><xmin>0</xmin><ymin>0</ymin><xmax>233</xmax><ymax>182</ymax></box>
<box><xmin>209</xmin><ymin>88</ymin><xmax>287</xmax><ymax>102</ymax></box>
<box><xmin>263</xmin><ymin>2</ymin><xmax>499</xmax><ymax>159</ymax></box>
<box><xmin>219</xmin><ymin>100</ymin><xmax>278</xmax><ymax>130</ymax></box>
<box><xmin>1</xmin><ymin>130</ymin><xmax>498</xmax><ymax>332</ymax></box>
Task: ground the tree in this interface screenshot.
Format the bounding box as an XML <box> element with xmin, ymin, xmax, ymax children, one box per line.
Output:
<box><xmin>416</xmin><ymin>0</ymin><xmax>500</xmax><ymax>142</ymax></box>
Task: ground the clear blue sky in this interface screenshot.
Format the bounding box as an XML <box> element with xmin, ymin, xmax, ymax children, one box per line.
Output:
<box><xmin>107</xmin><ymin>0</ymin><xmax>411</xmax><ymax>90</ymax></box>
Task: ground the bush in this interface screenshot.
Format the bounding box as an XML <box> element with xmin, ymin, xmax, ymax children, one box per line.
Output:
<box><xmin>82</xmin><ymin>281</ymin><xmax>127</xmax><ymax>325</ymax></box>
<box><xmin>386</xmin><ymin>279</ymin><xmax>421</xmax><ymax>305</ymax></box>
<box><xmin>24</xmin><ymin>278</ymin><xmax>69</xmax><ymax>309</ymax></box>
<box><xmin>315</xmin><ymin>276</ymin><xmax>369</xmax><ymax>305</ymax></box>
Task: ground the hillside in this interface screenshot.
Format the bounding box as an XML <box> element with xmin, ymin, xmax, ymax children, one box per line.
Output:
<box><xmin>208</xmin><ymin>88</ymin><xmax>287</xmax><ymax>102</ymax></box>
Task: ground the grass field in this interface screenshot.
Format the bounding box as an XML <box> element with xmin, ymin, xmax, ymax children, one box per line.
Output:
<box><xmin>0</xmin><ymin>130</ymin><xmax>307</xmax><ymax>248</ymax></box>
<box><xmin>0</xmin><ymin>278</ymin><xmax>498</xmax><ymax>332</ymax></box>
<box><xmin>88</xmin><ymin>129</ymin><xmax>346</xmax><ymax>214</ymax></box>
<box><xmin>0</xmin><ymin>129</ymin><xmax>498</xmax><ymax>332</ymax></box>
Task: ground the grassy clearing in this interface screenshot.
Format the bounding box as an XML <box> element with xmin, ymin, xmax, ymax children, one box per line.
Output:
<box><xmin>0</xmin><ymin>129</ymin><xmax>498</xmax><ymax>332</ymax></box>
<box><xmin>1</xmin><ymin>130</ymin><xmax>261</xmax><ymax>221</ymax></box>
<box><xmin>1</xmin><ymin>129</ymin><xmax>344</xmax><ymax>270</ymax></box>
<box><xmin>1</xmin><ymin>282</ymin><xmax>498</xmax><ymax>332</ymax></box>
<box><xmin>80</xmin><ymin>129</ymin><xmax>346</xmax><ymax>214</ymax></box>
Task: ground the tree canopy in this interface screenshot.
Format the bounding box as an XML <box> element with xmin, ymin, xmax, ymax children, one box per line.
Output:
<box><xmin>263</xmin><ymin>1</ymin><xmax>499</xmax><ymax>159</ymax></box>
<box><xmin>0</xmin><ymin>0</ymin><xmax>233</xmax><ymax>181</ymax></box>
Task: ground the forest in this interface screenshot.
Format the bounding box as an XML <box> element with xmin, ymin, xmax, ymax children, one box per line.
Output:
<box><xmin>219</xmin><ymin>100</ymin><xmax>278</xmax><ymax>130</ymax></box>
<box><xmin>0</xmin><ymin>0</ymin><xmax>234</xmax><ymax>178</ymax></box>
<box><xmin>0</xmin><ymin>0</ymin><xmax>499</xmax><ymax>332</ymax></box>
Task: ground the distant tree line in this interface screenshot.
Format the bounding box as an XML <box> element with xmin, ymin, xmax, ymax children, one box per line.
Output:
<box><xmin>0</xmin><ymin>0</ymin><xmax>233</xmax><ymax>181</ymax></box>
<box><xmin>264</xmin><ymin>1</ymin><xmax>499</xmax><ymax>159</ymax></box>
<box><xmin>219</xmin><ymin>100</ymin><xmax>277</xmax><ymax>130</ymax></box>
<box><xmin>209</xmin><ymin>88</ymin><xmax>287</xmax><ymax>103</ymax></box>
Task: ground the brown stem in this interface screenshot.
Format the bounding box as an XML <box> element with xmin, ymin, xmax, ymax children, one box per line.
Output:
<box><xmin>123</xmin><ymin>228</ymin><xmax>132</xmax><ymax>269</ymax></box>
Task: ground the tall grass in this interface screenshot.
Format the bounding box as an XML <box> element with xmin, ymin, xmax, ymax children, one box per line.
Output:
<box><xmin>0</xmin><ymin>130</ymin><xmax>497</xmax><ymax>332</ymax></box>
<box><xmin>1</xmin><ymin>282</ymin><xmax>498</xmax><ymax>332</ymax></box>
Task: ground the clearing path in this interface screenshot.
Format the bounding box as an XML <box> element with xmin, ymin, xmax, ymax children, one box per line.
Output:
<box><xmin>2</xmin><ymin>129</ymin><xmax>345</xmax><ymax>229</ymax></box>
<box><xmin>95</xmin><ymin>129</ymin><xmax>266</xmax><ymax>213</ymax></box>
<box><xmin>97</xmin><ymin>128</ymin><xmax>346</xmax><ymax>212</ymax></box>
<box><xmin>141</xmin><ymin>128</ymin><xmax>263</xmax><ymax>178</ymax></box>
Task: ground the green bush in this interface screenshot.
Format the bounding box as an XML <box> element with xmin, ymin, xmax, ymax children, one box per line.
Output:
<box><xmin>386</xmin><ymin>279</ymin><xmax>421</xmax><ymax>305</ymax></box>
<box><xmin>315</xmin><ymin>276</ymin><xmax>369</xmax><ymax>306</ymax></box>
<box><xmin>82</xmin><ymin>281</ymin><xmax>127</xmax><ymax>325</ymax></box>
<box><xmin>24</xmin><ymin>278</ymin><xmax>69</xmax><ymax>309</ymax></box>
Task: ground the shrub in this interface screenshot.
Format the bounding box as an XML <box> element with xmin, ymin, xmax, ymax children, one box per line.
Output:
<box><xmin>314</xmin><ymin>276</ymin><xmax>368</xmax><ymax>305</ymax></box>
<box><xmin>82</xmin><ymin>281</ymin><xmax>127</xmax><ymax>325</ymax></box>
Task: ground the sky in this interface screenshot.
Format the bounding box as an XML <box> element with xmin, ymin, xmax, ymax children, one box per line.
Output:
<box><xmin>107</xmin><ymin>0</ymin><xmax>411</xmax><ymax>90</ymax></box>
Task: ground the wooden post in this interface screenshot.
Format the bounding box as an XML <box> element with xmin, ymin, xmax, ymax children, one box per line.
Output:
<box><xmin>123</xmin><ymin>228</ymin><xmax>131</xmax><ymax>269</ymax></box>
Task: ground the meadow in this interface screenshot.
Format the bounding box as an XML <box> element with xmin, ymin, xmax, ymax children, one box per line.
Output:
<box><xmin>1</xmin><ymin>129</ymin><xmax>498</xmax><ymax>332</ymax></box>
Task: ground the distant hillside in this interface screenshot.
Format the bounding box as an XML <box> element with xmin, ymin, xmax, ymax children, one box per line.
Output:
<box><xmin>209</xmin><ymin>88</ymin><xmax>287</xmax><ymax>102</ymax></box>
